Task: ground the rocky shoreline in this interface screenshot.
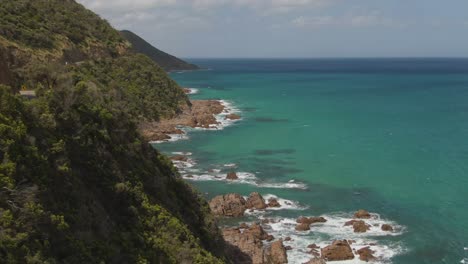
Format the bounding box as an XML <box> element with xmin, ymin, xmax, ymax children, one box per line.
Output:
<box><xmin>208</xmin><ymin>191</ymin><xmax>395</xmax><ymax>263</ymax></box>
<box><xmin>152</xmin><ymin>90</ymin><xmax>402</xmax><ymax>263</ymax></box>
<box><xmin>139</xmin><ymin>99</ymin><xmax>241</xmax><ymax>142</ymax></box>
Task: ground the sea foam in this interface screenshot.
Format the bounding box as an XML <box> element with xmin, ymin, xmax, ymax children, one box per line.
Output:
<box><xmin>259</xmin><ymin>212</ymin><xmax>406</xmax><ymax>264</ymax></box>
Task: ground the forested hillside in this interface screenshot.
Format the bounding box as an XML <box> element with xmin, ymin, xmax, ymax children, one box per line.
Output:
<box><xmin>121</xmin><ymin>30</ymin><xmax>199</xmax><ymax>72</ymax></box>
<box><xmin>0</xmin><ymin>0</ymin><xmax>226</xmax><ymax>263</ymax></box>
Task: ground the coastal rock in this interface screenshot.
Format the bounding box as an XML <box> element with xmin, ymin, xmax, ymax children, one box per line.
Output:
<box><xmin>307</xmin><ymin>244</ymin><xmax>320</xmax><ymax>249</ymax></box>
<box><xmin>354</xmin><ymin>209</ymin><xmax>372</xmax><ymax>219</ymax></box>
<box><xmin>344</xmin><ymin>220</ymin><xmax>370</xmax><ymax>233</ymax></box>
<box><xmin>223</xmin><ymin>228</ymin><xmax>265</xmax><ymax>264</ymax></box>
<box><xmin>357</xmin><ymin>246</ymin><xmax>376</xmax><ymax>262</ymax></box>
<box><xmin>308</xmin><ymin>217</ymin><xmax>327</xmax><ymax>224</ymax></box>
<box><xmin>265</xmin><ymin>240</ymin><xmax>288</xmax><ymax>264</ymax></box>
<box><xmin>284</xmin><ymin>237</ymin><xmax>291</xmax><ymax>241</ymax></box>
<box><xmin>240</xmin><ymin>223</ymin><xmax>249</xmax><ymax>229</ymax></box>
<box><xmin>267</xmin><ymin>197</ymin><xmax>281</xmax><ymax>208</ymax></box>
<box><xmin>209</xmin><ymin>193</ymin><xmax>246</xmax><ymax>217</ymax></box>
<box><xmin>246</xmin><ymin>192</ymin><xmax>267</xmax><ymax>210</ymax></box>
<box><xmin>285</xmin><ymin>246</ymin><xmax>292</xmax><ymax>251</ymax></box>
<box><xmin>223</xmin><ymin>227</ymin><xmax>288</xmax><ymax>264</ymax></box>
<box><xmin>303</xmin><ymin>259</ymin><xmax>326</xmax><ymax>264</ymax></box>
<box><xmin>297</xmin><ymin>216</ymin><xmax>327</xmax><ymax>225</ymax></box>
<box><xmin>295</xmin><ymin>223</ymin><xmax>311</xmax><ymax>231</ymax></box>
<box><xmin>321</xmin><ymin>240</ymin><xmax>354</xmax><ymax>261</ymax></box>
<box><xmin>226</xmin><ymin>171</ymin><xmax>238</xmax><ymax>180</ymax></box>
<box><xmin>246</xmin><ymin>223</ymin><xmax>269</xmax><ymax>240</ymax></box>
<box><xmin>170</xmin><ymin>155</ymin><xmax>188</xmax><ymax>162</ymax></box>
<box><xmin>225</xmin><ymin>113</ymin><xmax>241</xmax><ymax>120</ymax></box>
<box><xmin>381</xmin><ymin>224</ymin><xmax>393</xmax><ymax>232</ymax></box>
<box><xmin>266</xmin><ymin>234</ymin><xmax>275</xmax><ymax>242</ymax></box>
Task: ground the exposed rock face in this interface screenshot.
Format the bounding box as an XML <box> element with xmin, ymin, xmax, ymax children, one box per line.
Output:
<box><xmin>303</xmin><ymin>259</ymin><xmax>326</xmax><ymax>264</ymax></box>
<box><xmin>321</xmin><ymin>240</ymin><xmax>354</xmax><ymax>261</ymax></box>
<box><xmin>246</xmin><ymin>192</ymin><xmax>267</xmax><ymax>210</ymax></box>
<box><xmin>354</xmin><ymin>209</ymin><xmax>372</xmax><ymax>219</ymax></box>
<box><xmin>247</xmin><ymin>223</ymin><xmax>269</xmax><ymax>240</ymax></box>
<box><xmin>357</xmin><ymin>247</ymin><xmax>376</xmax><ymax>262</ymax></box>
<box><xmin>223</xmin><ymin>224</ymin><xmax>288</xmax><ymax>264</ymax></box>
<box><xmin>223</xmin><ymin>228</ymin><xmax>265</xmax><ymax>264</ymax></box>
<box><xmin>295</xmin><ymin>223</ymin><xmax>311</xmax><ymax>231</ymax></box>
<box><xmin>225</xmin><ymin>113</ymin><xmax>241</xmax><ymax>120</ymax></box>
<box><xmin>381</xmin><ymin>224</ymin><xmax>393</xmax><ymax>232</ymax></box>
<box><xmin>209</xmin><ymin>194</ymin><xmax>246</xmax><ymax>217</ymax></box>
<box><xmin>139</xmin><ymin>100</ymin><xmax>225</xmax><ymax>141</ymax></box>
<box><xmin>267</xmin><ymin>197</ymin><xmax>281</xmax><ymax>208</ymax></box>
<box><xmin>344</xmin><ymin>220</ymin><xmax>370</xmax><ymax>233</ymax></box>
<box><xmin>226</xmin><ymin>171</ymin><xmax>239</xmax><ymax>180</ymax></box>
<box><xmin>265</xmin><ymin>240</ymin><xmax>288</xmax><ymax>264</ymax></box>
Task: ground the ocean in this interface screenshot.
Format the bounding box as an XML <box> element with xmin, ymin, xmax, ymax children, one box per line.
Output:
<box><xmin>154</xmin><ymin>58</ymin><xmax>468</xmax><ymax>264</ymax></box>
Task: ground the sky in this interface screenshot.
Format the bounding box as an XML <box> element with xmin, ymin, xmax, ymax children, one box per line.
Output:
<box><xmin>76</xmin><ymin>0</ymin><xmax>468</xmax><ymax>58</ymax></box>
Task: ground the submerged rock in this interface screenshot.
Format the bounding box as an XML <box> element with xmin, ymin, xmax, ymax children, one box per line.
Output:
<box><xmin>225</xmin><ymin>113</ymin><xmax>241</xmax><ymax>120</ymax></box>
<box><xmin>321</xmin><ymin>240</ymin><xmax>354</xmax><ymax>261</ymax></box>
<box><xmin>226</xmin><ymin>171</ymin><xmax>238</xmax><ymax>180</ymax></box>
<box><xmin>354</xmin><ymin>209</ymin><xmax>372</xmax><ymax>219</ymax></box>
<box><xmin>209</xmin><ymin>193</ymin><xmax>246</xmax><ymax>217</ymax></box>
<box><xmin>246</xmin><ymin>192</ymin><xmax>267</xmax><ymax>210</ymax></box>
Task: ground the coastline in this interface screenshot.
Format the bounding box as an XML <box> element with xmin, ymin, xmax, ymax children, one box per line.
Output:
<box><xmin>149</xmin><ymin>87</ymin><xmax>406</xmax><ymax>264</ymax></box>
<box><xmin>139</xmin><ymin>96</ymin><xmax>241</xmax><ymax>143</ymax></box>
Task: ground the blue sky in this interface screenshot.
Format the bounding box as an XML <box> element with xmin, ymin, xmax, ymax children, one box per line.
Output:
<box><xmin>77</xmin><ymin>0</ymin><xmax>468</xmax><ymax>58</ymax></box>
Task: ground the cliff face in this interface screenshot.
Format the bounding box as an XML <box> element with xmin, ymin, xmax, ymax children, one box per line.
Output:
<box><xmin>120</xmin><ymin>30</ymin><xmax>200</xmax><ymax>72</ymax></box>
<box><xmin>0</xmin><ymin>1</ymin><xmax>225</xmax><ymax>263</ymax></box>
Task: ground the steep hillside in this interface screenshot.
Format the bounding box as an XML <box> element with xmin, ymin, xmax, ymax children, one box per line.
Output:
<box><xmin>121</xmin><ymin>30</ymin><xmax>199</xmax><ymax>72</ymax></box>
<box><xmin>0</xmin><ymin>1</ymin><xmax>226</xmax><ymax>263</ymax></box>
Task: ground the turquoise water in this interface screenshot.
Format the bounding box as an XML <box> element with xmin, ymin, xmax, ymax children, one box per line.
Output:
<box><xmin>156</xmin><ymin>59</ymin><xmax>468</xmax><ymax>263</ymax></box>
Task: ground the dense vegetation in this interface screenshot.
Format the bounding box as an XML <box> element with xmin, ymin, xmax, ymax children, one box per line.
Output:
<box><xmin>0</xmin><ymin>0</ymin><xmax>123</xmax><ymax>51</ymax></box>
<box><xmin>121</xmin><ymin>30</ymin><xmax>199</xmax><ymax>72</ymax></box>
<box><xmin>0</xmin><ymin>0</ymin><xmax>227</xmax><ymax>263</ymax></box>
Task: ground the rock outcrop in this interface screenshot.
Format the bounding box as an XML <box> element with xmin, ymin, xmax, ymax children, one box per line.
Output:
<box><xmin>246</xmin><ymin>192</ymin><xmax>267</xmax><ymax>210</ymax></box>
<box><xmin>296</xmin><ymin>216</ymin><xmax>327</xmax><ymax>225</ymax></box>
<box><xmin>321</xmin><ymin>240</ymin><xmax>354</xmax><ymax>261</ymax></box>
<box><xmin>357</xmin><ymin>246</ymin><xmax>376</xmax><ymax>262</ymax></box>
<box><xmin>267</xmin><ymin>197</ymin><xmax>281</xmax><ymax>207</ymax></box>
<box><xmin>209</xmin><ymin>193</ymin><xmax>246</xmax><ymax>217</ymax></box>
<box><xmin>223</xmin><ymin>224</ymin><xmax>288</xmax><ymax>264</ymax></box>
<box><xmin>344</xmin><ymin>220</ymin><xmax>370</xmax><ymax>233</ymax></box>
<box><xmin>226</xmin><ymin>171</ymin><xmax>239</xmax><ymax>180</ymax></box>
<box><xmin>381</xmin><ymin>224</ymin><xmax>393</xmax><ymax>232</ymax></box>
<box><xmin>354</xmin><ymin>209</ymin><xmax>372</xmax><ymax>219</ymax></box>
<box><xmin>265</xmin><ymin>240</ymin><xmax>288</xmax><ymax>264</ymax></box>
<box><xmin>170</xmin><ymin>155</ymin><xmax>188</xmax><ymax>162</ymax></box>
<box><xmin>295</xmin><ymin>223</ymin><xmax>311</xmax><ymax>231</ymax></box>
